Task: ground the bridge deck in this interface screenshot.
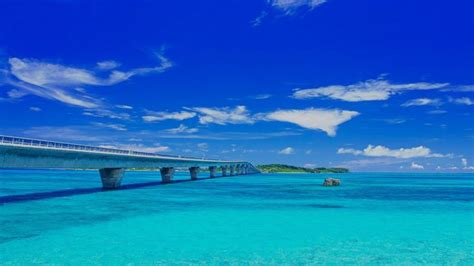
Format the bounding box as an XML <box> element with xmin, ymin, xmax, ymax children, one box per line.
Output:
<box><xmin>0</xmin><ymin>135</ymin><xmax>259</xmax><ymax>189</ymax></box>
<box><xmin>0</xmin><ymin>135</ymin><xmax>237</xmax><ymax>164</ymax></box>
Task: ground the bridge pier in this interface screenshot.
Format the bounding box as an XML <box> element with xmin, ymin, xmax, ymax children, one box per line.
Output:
<box><xmin>189</xmin><ymin>167</ymin><xmax>200</xmax><ymax>180</ymax></box>
<box><xmin>237</xmin><ymin>164</ymin><xmax>243</xmax><ymax>175</ymax></box>
<box><xmin>0</xmin><ymin>135</ymin><xmax>261</xmax><ymax>193</ymax></box>
<box><xmin>99</xmin><ymin>168</ymin><xmax>125</xmax><ymax>189</ymax></box>
<box><xmin>221</xmin><ymin>165</ymin><xmax>228</xmax><ymax>177</ymax></box>
<box><xmin>160</xmin><ymin>167</ymin><xmax>175</xmax><ymax>183</ymax></box>
<box><xmin>209</xmin><ymin>166</ymin><xmax>217</xmax><ymax>178</ymax></box>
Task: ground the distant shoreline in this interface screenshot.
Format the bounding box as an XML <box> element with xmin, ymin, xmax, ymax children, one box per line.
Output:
<box><xmin>256</xmin><ymin>164</ymin><xmax>349</xmax><ymax>174</ymax></box>
<box><xmin>259</xmin><ymin>172</ymin><xmax>333</xmax><ymax>174</ymax></box>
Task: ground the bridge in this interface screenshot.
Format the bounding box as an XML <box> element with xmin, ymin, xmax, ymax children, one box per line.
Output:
<box><xmin>0</xmin><ymin>135</ymin><xmax>259</xmax><ymax>189</ymax></box>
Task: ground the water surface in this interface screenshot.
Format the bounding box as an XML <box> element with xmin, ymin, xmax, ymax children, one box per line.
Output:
<box><xmin>1</xmin><ymin>170</ymin><xmax>473</xmax><ymax>264</ymax></box>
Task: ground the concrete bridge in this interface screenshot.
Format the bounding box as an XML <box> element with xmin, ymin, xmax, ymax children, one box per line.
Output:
<box><xmin>0</xmin><ymin>135</ymin><xmax>259</xmax><ymax>189</ymax></box>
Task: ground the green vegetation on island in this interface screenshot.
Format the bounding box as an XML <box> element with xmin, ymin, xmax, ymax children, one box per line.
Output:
<box><xmin>256</xmin><ymin>164</ymin><xmax>349</xmax><ymax>174</ymax></box>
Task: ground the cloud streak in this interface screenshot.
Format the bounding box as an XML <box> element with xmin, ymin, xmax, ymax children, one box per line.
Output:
<box><xmin>449</xmin><ymin>97</ymin><xmax>473</xmax><ymax>106</ymax></box>
<box><xmin>96</xmin><ymin>60</ymin><xmax>121</xmax><ymax>70</ymax></box>
<box><xmin>401</xmin><ymin>98</ymin><xmax>442</xmax><ymax>107</ymax></box>
<box><xmin>83</xmin><ymin>109</ymin><xmax>131</xmax><ymax>120</ymax></box>
<box><xmin>252</xmin><ymin>0</ymin><xmax>327</xmax><ymax>26</ymax></box>
<box><xmin>91</xmin><ymin>122</ymin><xmax>127</xmax><ymax>131</ymax></box>
<box><xmin>143</xmin><ymin>111</ymin><xmax>196</xmax><ymax>122</ymax></box>
<box><xmin>3</xmin><ymin>52</ymin><xmax>172</xmax><ymax>109</ymax></box>
<box><xmin>270</xmin><ymin>0</ymin><xmax>327</xmax><ymax>14</ymax></box>
<box><xmin>164</xmin><ymin>124</ymin><xmax>199</xmax><ymax>134</ymax></box>
<box><xmin>338</xmin><ymin>145</ymin><xmax>449</xmax><ymax>159</ymax></box>
<box><xmin>292</xmin><ymin>77</ymin><xmax>449</xmax><ymax>102</ymax></box>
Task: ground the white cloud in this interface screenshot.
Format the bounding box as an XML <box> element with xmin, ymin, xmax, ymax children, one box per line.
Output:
<box><xmin>7</xmin><ymin>78</ymin><xmax>101</xmax><ymax>108</ymax></box>
<box><xmin>427</xmin><ymin>109</ymin><xmax>447</xmax><ymax>115</ymax></box>
<box><xmin>9</xmin><ymin>54</ymin><xmax>171</xmax><ymax>87</ymax></box>
<box><xmin>143</xmin><ymin>111</ymin><xmax>196</xmax><ymax>122</ymax></box>
<box><xmin>402</xmin><ymin>98</ymin><xmax>442</xmax><ymax>107</ymax></box>
<box><xmin>278</xmin><ymin>147</ymin><xmax>295</xmax><ymax>155</ymax></box>
<box><xmin>9</xmin><ymin>57</ymin><xmax>121</xmax><ymax>87</ymax></box>
<box><xmin>338</xmin><ymin>148</ymin><xmax>363</xmax><ymax>156</ymax></box>
<box><xmin>251</xmin><ymin>11</ymin><xmax>268</xmax><ymax>26</ymax></box>
<box><xmin>187</xmin><ymin>106</ymin><xmax>255</xmax><ymax>125</ymax></box>
<box><xmin>96</xmin><ymin>60</ymin><xmax>121</xmax><ymax>70</ymax></box>
<box><xmin>146</xmin><ymin>145</ymin><xmax>171</xmax><ymax>153</ymax></box>
<box><xmin>461</xmin><ymin>158</ymin><xmax>474</xmax><ymax>170</ymax></box>
<box><xmin>252</xmin><ymin>0</ymin><xmax>326</xmax><ymax>26</ymax></box>
<box><xmin>147</xmin><ymin>106</ymin><xmax>357</xmax><ymax>137</ymax></box>
<box><xmin>270</xmin><ymin>0</ymin><xmax>327</xmax><ymax>14</ymax></box>
<box><xmin>83</xmin><ymin>109</ymin><xmax>131</xmax><ymax>120</ymax></box>
<box><xmin>440</xmin><ymin>85</ymin><xmax>474</xmax><ymax>92</ymax></box>
<box><xmin>252</xmin><ymin>94</ymin><xmax>272</xmax><ymax>100</ymax></box>
<box><xmin>5</xmin><ymin>52</ymin><xmax>172</xmax><ymax>108</ymax></box>
<box><xmin>292</xmin><ymin>77</ymin><xmax>449</xmax><ymax>102</ymax></box>
<box><xmin>263</xmin><ymin>108</ymin><xmax>359</xmax><ymax>136</ymax></box>
<box><xmin>100</xmin><ymin>143</ymin><xmax>170</xmax><ymax>153</ymax></box>
<box><xmin>338</xmin><ymin>145</ymin><xmax>448</xmax><ymax>159</ymax></box>
<box><xmin>8</xmin><ymin>57</ymin><xmax>172</xmax><ymax>87</ymax></box>
<box><xmin>164</xmin><ymin>124</ymin><xmax>199</xmax><ymax>134</ymax></box>
<box><xmin>197</xmin><ymin>143</ymin><xmax>209</xmax><ymax>151</ymax></box>
<box><xmin>410</xmin><ymin>162</ymin><xmax>424</xmax><ymax>170</ymax></box>
<box><xmin>381</xmin><ymin>118</ymin><xmax>406</xmax><ymax>124</ymax></box>
<box><xmin>115</xmin><ymin>104</ymin><xmax>133</xmax><ymax>110</ymax></box>
<box><xmin>91</xmin><ymin>122</ymin><xmax>127</xmax><ymax>131</ymax></box>
<box><xmin>449</xmin><ymin>97</ymin><xmax>473</xmax><ymax>106</ymax></box>
<box><xmin>7</xmin><ymin>89</ymin><xmax>27</xmax><ymax>99</ymax></box>
<box><xmin>29</xmin><ymin>106</ymin><xmax>41</xmax><ymax>112</ymax></box>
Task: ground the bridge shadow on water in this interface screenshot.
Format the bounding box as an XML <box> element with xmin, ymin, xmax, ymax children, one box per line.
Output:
<box><xmin>0</xmin><ymin>177</ymin><xmax>213</xmax><ymax>205</ymax></box>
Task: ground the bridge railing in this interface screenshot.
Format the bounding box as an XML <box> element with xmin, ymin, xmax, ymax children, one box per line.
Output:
<box><xmin>0</xmin><ymin>135</ymin><xmax>229</xmax><ymax>162</ymax></box>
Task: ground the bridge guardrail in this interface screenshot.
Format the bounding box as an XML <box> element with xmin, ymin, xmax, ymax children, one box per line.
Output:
<box><xmin>0</xmin><ymin>135</ymin><xmax>229</xmax><ymax>163</ymax></box>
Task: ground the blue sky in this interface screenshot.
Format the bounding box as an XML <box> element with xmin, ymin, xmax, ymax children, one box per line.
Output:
<box><xmin>0</xmin><ymin>0</ymin><xmax>473</xmax><ymax>172</ymax></box>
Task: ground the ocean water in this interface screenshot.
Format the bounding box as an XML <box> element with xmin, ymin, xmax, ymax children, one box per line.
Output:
<box><xmin>0</xmin><ymin>170</ymin><xmax>473</xmax><ymax>265</ymax></box>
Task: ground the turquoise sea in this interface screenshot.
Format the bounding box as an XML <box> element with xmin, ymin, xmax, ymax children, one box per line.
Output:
<box><xmin>0</xmin><ymin>170</ymin><xmax>473</xmax><ymax>265</ymax></box>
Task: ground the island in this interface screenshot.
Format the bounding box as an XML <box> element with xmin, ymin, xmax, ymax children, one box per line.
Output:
<box><xmin>256</xmin><ymin>164</ymin><xmax>349</xmax><ymax>174</ymax></box>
